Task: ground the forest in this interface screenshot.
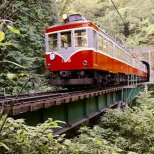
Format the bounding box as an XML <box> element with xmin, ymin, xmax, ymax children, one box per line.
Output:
<box><xmin>0</xmin><ymin>0</ymin><xmax>154</xmax><ymax>94</ymax></box>
<box><xmin>0</xmin><ymin>0</ymin><xmax>154</xmax><ymax>153</ymax></box>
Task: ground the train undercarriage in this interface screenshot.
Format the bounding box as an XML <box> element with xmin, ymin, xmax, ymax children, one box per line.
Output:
<box><xmin>50</xmin><ymin>70</ymin><xmax>147</xmax><ymax>88</ymax></box>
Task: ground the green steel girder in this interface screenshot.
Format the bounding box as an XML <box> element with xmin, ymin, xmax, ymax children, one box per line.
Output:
<box><xmin>14</xmin><ymin>85</ymin><xmax>143</xmax><ymax>126</ymax></box>
<box><xmin>98</xmin><ymin>95</ymin><xmax>107</xmax><ymax>110</ymax></box>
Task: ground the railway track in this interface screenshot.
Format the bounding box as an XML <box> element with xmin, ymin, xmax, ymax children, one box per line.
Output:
<box><xmin>0</xmin><ymin>90</ymin><xmax>69</xmax><ymax>101</ymax></box>
<box><xmin>0</xmin><ymin>85</ymin><xmax>123</xmax><ymax>104</ymax></box>
<box><xmin>0</xmin><ymin>89</ymin><xmax>85</xmax><ymax>104</ymax></box>
<box><xmin>1</xmin><ymin>87</ymin><xmax>111</xmax><ymax>106</ymax></box>
<box><xmin>0</xmin><ymin>84</ymin><xmax>138</xmax><ymax>102</ymax></box>
<box><xmin>0</xmin><ymin>83</ymin><xmax>143</xmax><ymax>116</ymax></box>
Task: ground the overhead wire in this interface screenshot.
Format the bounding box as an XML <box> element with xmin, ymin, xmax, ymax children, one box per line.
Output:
<box><xmin>110</xmin><ymin>0</ymin><xmax>145</xmax><ymax>59</ymax></box>
<box><xmin>20</xmin><ymin>0</ymin><xmax>51</xmax><ymax>26</ymax></box>
<box><xmin>8</xmin><ymin>9</ymin><xmax>20</xmax><ymax>21</ymax></box>
<box><xmin>1</xmin><ymin>0</ymin><xmax>47</xmax><ymax>26</ymax></box>
<box><xmin>0</xmin><ymin>0</ymin><xmax>12</xmax><ymax>16</ymax></box>
<box><xmin>19</xmin><ymin>8</ymin><xmax>47</xmax><ymax>26</ymax></box>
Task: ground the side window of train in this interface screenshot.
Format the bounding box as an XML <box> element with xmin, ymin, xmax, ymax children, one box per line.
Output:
<box><xmin>120</xmin><ymin>49</ymin><xmax>124</xmax><ymax>60</ymax></box>
<box><xmin>48</xmin><ymin>33</ymin><xmax>58</xmax><ymax>51</ymax></box>
<box><xmin>129</xmin><ymin>55</ymin><xmax>131</xmax><ymax>64</ymax></box>
<box><xmin>115</xmin><ymin>47</ymin><xmax>120</xmax><ymax>59</ymax></box>
<box><xmin>114</xmin><ymin>46</ymin><xmax>117</xmax><ymax>58</ymax></box>
<box><xmin>134</xmin><ymin>59</ymin><xmax>136</xmax><ymax>67</ymax></box>
<box><xmin>133</xmin><ymin>58</ymin><xmax>135</xmax><ymax>67</ymax></box>
<box><xmin>98</xmin><ymin>35</ymin><xmax>103</xmax><ymax>51</ymax></box>
<box><xmin>103</xmin><ymin>38</ymin><xmax>108</xmax><ymax>53</ymax></box>
<box><xmin>119</xmin><ymin>49</ymin><xmax>122</xmax><ymax>60</ymax></box>
<box><xmin>93</xmin><ymin>30</ymin><xmax>97</xmax><ymax>49</ymax></box>
<box><xmin>108</xmin><ymin>41</ymin><xmax>113</xmax><ymax>56</ymax></box>
<box><xmin>122</xmin><ymin>51</ymin><xmax>126</xmax><ymax>61</ymax></box>
<box><xmin>119</xmin><ymin>49</ymin><xmax>125</xmax><ymax>61</ymax></box>
<box><xmin>61</xmin><ymin>31</ymin><xmax>71</xmax><ymax>48</ymax></box>
<box><xmin>135</xmin><ymin>59</ymin><xmax>138</xmax><ymax>68</ymax></box>
<box><xmin>74</xmin><ymin>29</ymin><xmax>87</xmax><ymax>47</ymax></box>
<box><xmin>127</xmin><ymin>54</ymin><xmax>130</xmax><ymax>64</ymax></box>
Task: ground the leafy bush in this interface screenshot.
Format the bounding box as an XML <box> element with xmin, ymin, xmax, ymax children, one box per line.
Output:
<box><xmin>0</xmin><ymin>116</ymin><xmax>67</xmax><ymax>154</ymax></box>
<box><xmin>67</xmin><ymin>126</ymin><xmax>124</xmax><ymax>154</ymax></box>
<box><xmin>100</xmin><ymin>106</ymin><xmax>154</xmax><ymax>153</ymax></box>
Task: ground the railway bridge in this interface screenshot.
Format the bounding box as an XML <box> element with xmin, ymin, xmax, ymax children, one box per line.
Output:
<box><xmin>0</xmin><ymin>83</ymin><xmax>144</xmax><ymax>134</ymax></box>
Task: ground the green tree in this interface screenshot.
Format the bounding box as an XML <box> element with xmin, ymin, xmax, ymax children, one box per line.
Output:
<box><xmin>67</xmin><ymin>0</ymin><xmax>154</xmax><ymax>47</ymax></box>
<box><xmin>0</xmin><ymin>0</ymin><xmax>58</xmax><ymax>94</ymax></box>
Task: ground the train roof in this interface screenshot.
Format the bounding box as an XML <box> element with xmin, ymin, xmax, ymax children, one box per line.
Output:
<box><xmin>45</xmin><ymin>20</ymin><xmax>98</xmax><ymax>33</ymax></box>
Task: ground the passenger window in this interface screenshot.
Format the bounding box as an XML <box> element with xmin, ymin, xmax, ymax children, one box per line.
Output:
<box><xmin>126</xmin><ymin>54</ymin><xmax>129</xmax><ymax>63</ymax></box>
<box><xmin>108</xmin><ymin>41</ymin><xmax>113</xmax><ymax>54</ymax></box>
<box><xmin>119</xmin><ymin>49</ymin><xmax>122</xmax><ymax>60</ymax></box>
<box><xmin>123</xmin><ymin>52</ymin><xmax>126</xmax><ymax>61</ymax></box>
<box><xmin>115</xmin><ymin>47</ymin><xmax>120</xmax><ymax>59</ymax></box>
<box><xmin>93</xmin><ymin>31</ymin><xmax>97</xmax><ymax>48</ymax></box>
<box><xmin>48</xmin><ymin>33</ymin><xmax>58</xmax><ymax>51</ymax></box>
<box><xmin>75</xmin><ymin>30</ymin><xmax>87</xmax><ymax>47</ymax></box>
<box><xmin>98</xmin><ymin>35</ymin><xmax>103</xmax><ymax>50</ymax></box>
<box><xmin>61</xmin><ymin>31</ymin><xmax>71</xmax><ymax>48</ymax></box>
<box><xmin>121</xmin><ymin>51</ymin><xmax>125</xmax><ymax>61</ymax></box>
<box><xmin>103</xmin><ymin>38</ymin><xmax>108</xmax><ymax>53</ymax></box>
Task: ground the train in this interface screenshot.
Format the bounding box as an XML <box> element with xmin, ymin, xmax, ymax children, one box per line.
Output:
<box><xmin>45</xmin><ymin>14</ymin><xmax>149</xmax><ymax>88</ymax></box>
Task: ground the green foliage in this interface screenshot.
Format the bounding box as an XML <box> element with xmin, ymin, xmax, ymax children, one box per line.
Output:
<box><xmin>0</xmin><ymin>74</ymin><xmax>56</xmax><ymax>95</ymax></box>
<box><xmin>66</xmin><ymin>126</ymin><xmax>123</xmax><ymax>153</ymax></box>
<box><xmin>0</xmin><ymin>21</ymin><xmax>20</xmax><ymax>45</ymax></box>
<box><xmin>134</xmin><ymin>91</ymin><xmax>154</xmax><ymax>108</ymax></box>
<box><xmin>100</xmin><ymin>107</ymin><xmax>154</xmax><ymax>153</ymax></box>
<box><xmin>0</xmin><ymin>116</ymin><xmax>122</xmax><ymax>154</ymax></box>
<box><xmin>0</xmin><ymin>0</ymin><xmax>58</xmax><ymax>95</ymax></box>
<box><xmin>0</xmin><ymin>117</ymin><xmax>67</xmax><ymax>154</ymax></box>
<box><xmin>7</xmin><ymin>25</ymin><xmax>20</xmax><ymax>35</ymax></box>
<box><xmin>0</xmin><ymin>31</ymin><xmax>5</xmax><ymax>42</ymax></box>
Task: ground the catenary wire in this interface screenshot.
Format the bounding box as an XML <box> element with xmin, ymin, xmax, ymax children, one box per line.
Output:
<box><xmin>110</xmin><ymin>0</ymin><xmax>145</xmax><ymax>58</ymax></box>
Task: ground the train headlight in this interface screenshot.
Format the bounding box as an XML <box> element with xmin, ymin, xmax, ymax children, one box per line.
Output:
<box><xmin>50</xmin><ymin>53</ymin><xmax>55</xmax><ymax>60</ymax></box>
<box><xmin>62</xmin><ymin>14</ymin><xmax>69</xmax><ymax>22</ymax></box>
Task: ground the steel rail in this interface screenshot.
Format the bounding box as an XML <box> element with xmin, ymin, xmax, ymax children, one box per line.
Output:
<box><xmin>0</xmin><ymin>89</ymin><xmax>96</xmax><ymax>104</ymax></box>
<box><xmin>0</xmin><ymin>84</ymin><xmax>139</xmax><ymax>104</ymax></box>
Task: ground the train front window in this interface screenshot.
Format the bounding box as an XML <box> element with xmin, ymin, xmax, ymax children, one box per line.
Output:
<box><xmin>75</xmin><ymin>30</ymin><xmax>87</xmax><ymax>47</ymax></box>
<box><xmin>48</xmin><ymin>33</ymin><xmax>58</xmax><ymax>51</ymax></box>
<box><xmin>61</xmin><ymin>31</ymin><xmax>71</xmax><ymax>48</ymax></box>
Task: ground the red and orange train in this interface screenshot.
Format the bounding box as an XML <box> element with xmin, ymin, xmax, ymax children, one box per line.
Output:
<box><xmin>45</xmin><ymin>14</ymin><xmax>149</xmax><ymax>87</ymax></box>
